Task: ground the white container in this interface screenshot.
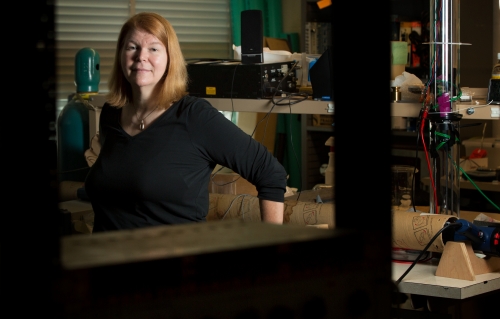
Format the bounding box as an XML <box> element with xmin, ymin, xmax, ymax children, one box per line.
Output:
<box><xmin>232</xmin><ymin>45</ymin><xmax>292</xmax><ymax>63</ymax></box>
<box><xmin>462</xmin><ymin>137</ymin><xmax>500</xmax><ymax>168</ymax></box>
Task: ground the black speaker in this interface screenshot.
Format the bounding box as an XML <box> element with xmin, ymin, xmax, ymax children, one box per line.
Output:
<box><xmin>309</xmin><ymin>46</ymin><xmax>333</xmax><ymax>100</ymax></box>
<box><xmin>241</xmin><ymin>10</ymin><xmax>263</xmax><ymax>64</ymax></box>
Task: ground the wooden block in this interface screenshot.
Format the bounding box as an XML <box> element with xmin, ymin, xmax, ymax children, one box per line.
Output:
<box><xmin>436</xmin><ymin>241</ymin><xmax>476</xmax><ymax>280</ymax></box>
<box><xmin>436</xmin><ymin>241</ymin><xmax>500</xmax><ymax>281</ymax></box>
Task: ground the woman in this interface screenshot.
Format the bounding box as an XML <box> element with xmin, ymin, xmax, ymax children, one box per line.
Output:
<box><xmin>84</xmin><ymin>12</ymin><xmax>287</xmax><ymax>232</ymax></box>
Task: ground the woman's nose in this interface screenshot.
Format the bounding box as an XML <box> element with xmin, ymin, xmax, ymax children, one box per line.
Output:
<box><xmin>136</xmin><ymin>50</ymin><xmax>147</xmax><ymax>61</ymax></box>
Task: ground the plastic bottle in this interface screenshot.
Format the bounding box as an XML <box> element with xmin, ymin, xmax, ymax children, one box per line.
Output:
<box><xmin>492</xmin><ymin>53</ymin><xmax>500</xmax><ymax>79</ymax></box>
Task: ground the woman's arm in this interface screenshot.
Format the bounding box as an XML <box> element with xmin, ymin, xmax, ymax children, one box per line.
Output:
<box><xmin>259</xmin><ymin>199</ymin><xmax>284</xmax><ymax>224</ymax></box>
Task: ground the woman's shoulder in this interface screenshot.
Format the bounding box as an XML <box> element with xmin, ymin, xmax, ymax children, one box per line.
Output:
<box><xmin>177</xmin><ymin>94</ymin><xmax>211</xmax><ymax>106</ymax></box>
<box><xmin>173</xmin><ymin>95</ymin><xmax>224</xmax><ymax>125</ymax></box>
<box><xmin>176</xmin><ymin>95</ymin><xmax>217</xmax><ymax>112</ymax></box>
<box><xmin>100</xmin><ymin>102</ymin><xmax>121</xmax><ymax>123</ymax></box>
<box><xmin>102</xmin><ymin>102</ymin><xmax>119</xmax><ymax>110</ymax></box>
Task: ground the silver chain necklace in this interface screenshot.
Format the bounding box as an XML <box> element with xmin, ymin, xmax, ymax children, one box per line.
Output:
<box><xmin>135</xmin><ymin>105</ymin><xmax>158</xmax><ymax>130</ymax></box>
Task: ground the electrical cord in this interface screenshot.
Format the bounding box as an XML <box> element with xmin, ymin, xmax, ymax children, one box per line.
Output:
<box><xmin>210</xmin><ymin>168</ymin><xmax>241</xmax><ymax>187</ymax></box>
<box><xmin>250</xmin><ymin>103</ymin><xmax>277</xmax><ymax>139</ymax></box>
<box><xmin>283</xmin><ymin>98</ymin><xmax>303</xmax><ymax>202</ymax></box>
<box><xmin>412</xmin><ymin>124</ymin><xmax>420</xmax><ymax>213</ymax></box>
<box><xmin>428</xmin><ymin>124</ymin><xmax>499</xmax><ymax>212</ymax></box>
<box><xmin>209</xmin><ymin>60</ymin><xmax>241</xmax><ymax>186</ymax></box>
<box><xmin>270</xmin><ymin>60</ymin><xmax>309</xmax><ymax>106</ymax></box>
<box><xmin>426</xmin><ymin>99</ymin><xmax>494</xmax><ymax>117</ymax></box>
<box><xmin>419</xmin><ymin>113</ymin><xmax>499</xmax><ymax>213</ymax></box>
<box><xmin>271</xmin><ymin>61</ymin><xmax>309</xmax><ymax>201</ymax></box>
<box><xmin>213</xmin><ymin>60</ymin><xmax>301</xmax><ymax>190</ymax></box>
<box><xmin>211</xmin><ymin>61</ymin><xmax>268</xmax><ymax>186</ymax></box>
<box><xmin>271</xmin><ymin>92</ymin><xmax>309</xmax><ymax>106</ymax></box>
<box><xmin>395</xmin><ymin>221</ymin><xmax>458</xmax><ymax>285</ymax></box>
<box><xmin>454</xmin><ymin>99</ymin><xmax>495</xmax><ymax>114</ymax></box>
<box><xmin>220</xmin><ymin>194</ymin><xmax>254</xmax><ymax>220</ymax></box>
<box><xmin>418</xmin><ymin>108</ymin><xmax>439</xmax><ymax>210</ymax></box>
<box><xmin>219</xmin><ymin>59</ymin><xmax>308</xmax><ymax>197</ymax></box>
<box><xmin>452</xmin><ymin>153</ymin><xmax>500</xmax><ymax>211</ymax></box>
<box><xmin>268</xmin><ymin>59</ymin><xmax>305</xmax><ymax>197</ymax></box>
<box><xmin>229</xmin><ymin>61</ymin><xmax>240</xmax><ymax>120</ymax></box>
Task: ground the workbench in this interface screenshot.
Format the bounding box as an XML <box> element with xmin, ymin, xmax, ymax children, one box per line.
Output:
<box><xmin>391</xmin><ymin>208</ymin><xmax>500</xmax><ymax>318</ymax></box>
<box><xmin>393</xmin><ymin>259</ymin><xmax>500</xmax><ymax>299</ymax></box>
<box><xmin>392</xmin><ymin>259</ymin><xmax>500</xmax><ymax>318</ymax></box>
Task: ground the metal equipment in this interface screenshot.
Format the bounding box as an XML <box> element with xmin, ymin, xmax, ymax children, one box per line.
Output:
<box><xmin>424</xmin><ymin>0</ymin><xmax>469</xmax><ymax>216</ymax></box>
<box><xmin>186</xmin><ymin>59</ymin><xmax>297</xmax><ymax>99</ymax></box>
<box><xmin>448</xmin><ymin>219</ymin><xmax>500</xmax><ymax>257</ymax></box>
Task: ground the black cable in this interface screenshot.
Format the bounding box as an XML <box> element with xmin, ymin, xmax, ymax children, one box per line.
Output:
<box><xmin>395</xmin><ymin>222</ymin><xmax>456</xmax><ymax>285</ymax></box>
<box><xmin>225</xmin><ymin>60</ymin><xmax>306</xmax><ymax>197</ymax></box>
<box><xmin>410</xmin><ymin>107</ymin><xmax>426</xmax><ymax>213</ymax></box>
<box><xmin>221</xmin><ymin>194</ymin><xmax>253</xmax><ymax>220</ymax></box>
<box><xmin>229</xmin><ymin>62</ymin><xmax>240</xmax><ymax>119</ymax></box>
<box><xmin>210</xmin><ymin>61</ymin><xmax>240</xmax><ymax>185</ymax></box>
<box><xmin>250</xmin><ymin>103</ymin><xmax>277</xmax><ymax>138</ymax></box>
<box><xmin>285</xmin><ymin>101</ymin><xmax>302</xmax><ymax>200</ymax></box>
<box><xmin>266</xmin><ymin>60</ymin><xmax>304</xmax><ymax>196</ymax></box>
<box><xmin>270</xmin><ymin>61</ymin><xmax>309</xmax><ymax>106</ymax></box>
<box><xmin>272</xmin><ymin>92</ymin><xmax>309</xmax><ymax>105</ymax></box>
<box><xmin>412</xmin><ymin>129</ymin><xmax>420</xmax><ymax>213</ymax></box>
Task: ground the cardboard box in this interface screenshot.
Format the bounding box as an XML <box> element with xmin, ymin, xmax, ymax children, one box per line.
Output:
<box><xmin>263</xmin><ymin>37</ymin><xmax>290</xmax><ymax>51</ymax></box>
<box><xmin>312</xmin><ymin>114</ymin><xmax>334</xmax><ymax>126</ymax></box>
<box><xmin>59</xmin><ymin>200</ymin><xmax>94</xmax><ymax>234</ymax></box>
<box><xmin>462</xmin><ymin>137</ymin><xmax>500</xmax><ymax>168</ymax></box>
<box><xmin>459</xmin><ymin>157</ymin><xmax>488</xmax><ymax>173</ymax></box>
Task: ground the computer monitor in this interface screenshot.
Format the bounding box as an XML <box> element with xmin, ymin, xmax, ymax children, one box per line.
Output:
<box><xmin>309</xmin><ymin>46</ymin><xmax>333</xmax><ymax>100</ymax></box>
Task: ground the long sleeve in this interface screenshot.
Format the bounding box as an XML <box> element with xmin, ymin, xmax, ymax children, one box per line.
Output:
<box><xmin>85</xmin><ymin>95</ymin><xmax>287</xmax><ymax>231</ymax></box>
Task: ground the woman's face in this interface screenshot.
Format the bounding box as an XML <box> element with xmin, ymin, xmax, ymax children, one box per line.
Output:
<box><xmin>121</xmin><ymin>29</ymin><xmax>168</xmax><ymax>91</ymax></box>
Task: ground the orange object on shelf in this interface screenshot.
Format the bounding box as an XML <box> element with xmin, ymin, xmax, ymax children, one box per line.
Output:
<box><xmin>469</xmin><ymin>148</ymin><xmax>487</xmax><ymax>159</ymax></box>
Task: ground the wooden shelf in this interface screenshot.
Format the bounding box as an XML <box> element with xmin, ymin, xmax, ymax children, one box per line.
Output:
<box><xmin>391</xmin><ymin>101</ymin><xmax>500</xmax><ymax>120</ymax></box>
<box><xmin>456</xmin><ymin>101</ymin><xmax>500</xmax><ymax>120</ymax></box>
<box><xmin>305</xmin><ymin>125</ymin><xmax>334</xmax><ymax>132</ymax></box>
<box><xmin>204</xmin><ymin>98</ymin><xmax>334</xmax><ymax>115</ymax></box>
<box><xmin>420</xmin><ymin>177</ymin><xmax>500</xmax><ymax>193</ymax></box>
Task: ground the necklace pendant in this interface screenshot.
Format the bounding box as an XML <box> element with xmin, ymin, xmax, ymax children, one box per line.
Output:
<box><xmin>139</xmin><ymin>120</ymin><xmax>145</xmax><ymax>130</ymax></box>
